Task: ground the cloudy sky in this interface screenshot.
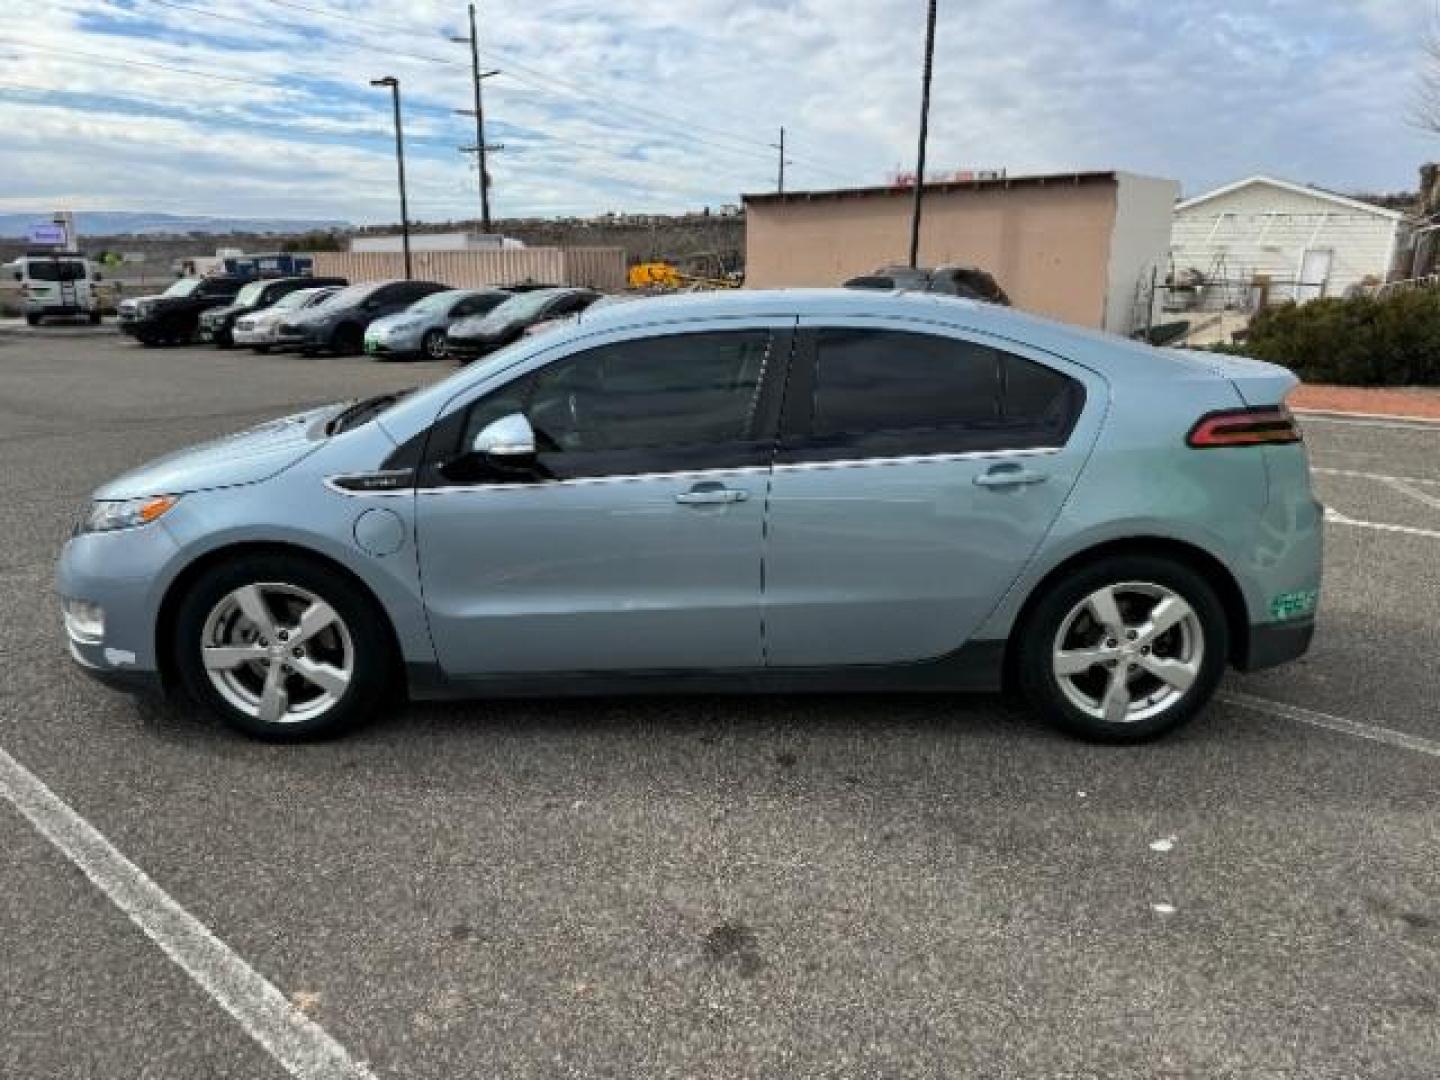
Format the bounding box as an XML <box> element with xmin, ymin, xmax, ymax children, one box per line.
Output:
<box><xmin>1</xmin><ymin>0</ymin><xmax>1435</xmax><ymax>225</ymax></box>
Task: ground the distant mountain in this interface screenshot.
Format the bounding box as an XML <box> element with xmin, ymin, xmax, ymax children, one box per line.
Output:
<box><xmin>0</xmin><ymin>211</ymin><xmax>349</xmax><ymax>238</ymax></box>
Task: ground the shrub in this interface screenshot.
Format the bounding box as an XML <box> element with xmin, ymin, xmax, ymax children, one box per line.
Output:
<box><xmin>1233</xmin><ymin>290</ymin><xmax>1440</xmax><ymax>386</ymax></box>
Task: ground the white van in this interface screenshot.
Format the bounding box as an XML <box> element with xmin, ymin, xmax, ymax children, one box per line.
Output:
<box><xmin>6</xmin><ymin>253</ymin><xmax>103</xmax><ymax>325</ymax></box>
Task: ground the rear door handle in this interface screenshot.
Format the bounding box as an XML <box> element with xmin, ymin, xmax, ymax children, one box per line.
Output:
<box><xmin>974</xmin><ymin>464</ymin><xmax>1049</xmax><ymax>488</ymax></box>
<box><xmin>675</xmin><ymin>483</ymin><xmax>749</xmax><ymax>506</ymax></box>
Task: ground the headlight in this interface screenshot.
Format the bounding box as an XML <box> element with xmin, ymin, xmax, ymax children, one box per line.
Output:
<box><xmin>136</xmin><ymin>300</ymin><xmax>155</xmax><ymax>316</ymax></box>
<box><xmin>80</xmin><ymin>495</ymin><xmax>180</xmax><ymax>534</ymax></box>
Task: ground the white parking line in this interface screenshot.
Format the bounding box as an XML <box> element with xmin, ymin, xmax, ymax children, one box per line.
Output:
<box><xmin>1221</xmin><ymin>692</ymin><xmax>1440</xmax><ymax>759</ymax></box>
<box><xmin>1383</xmin><ymin>476</ymin><xmax>1440</xmax><ymax>512</ymax></box>
<box><xmin>1312</xmin><ymin>466</ymin><xmax>1440</xmax><ymax>488</ymax></box>
<box><xmin>1324</xmin><ymin>507</ymin><xmax>1440</xmax><ymax>540</ymax></box>
<box><xmin>0</xmin><ymin>746</ymin><xmax>377</xmax><ymax>1080</ymax></box>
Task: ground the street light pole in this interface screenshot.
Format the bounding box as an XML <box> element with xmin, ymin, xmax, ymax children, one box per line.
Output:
<box><xmin>370</xmin><ymin>76</ymin><xmax>411</xmax><ymax>279</ymax></box>
<box><xmin>908</xmin><ymin>0</ymin><xmax>937</xmax><ymax>269</ymax></box>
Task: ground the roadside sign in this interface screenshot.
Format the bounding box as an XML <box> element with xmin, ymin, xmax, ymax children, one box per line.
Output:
<box><xmin>27</xmin><ymin>223</ymin><xmax>68</xmax><ymax>246</ymax></box>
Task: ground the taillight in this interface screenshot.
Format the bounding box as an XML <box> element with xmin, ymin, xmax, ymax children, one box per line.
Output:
<box><xmin>1186</xmin><ymin>405</ymin><xmax>1302</xmax><ymax>448</ymax></box>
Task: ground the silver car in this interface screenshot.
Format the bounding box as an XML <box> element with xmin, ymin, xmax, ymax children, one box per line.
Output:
<box><xmin>56</xmin><ymin>289</ymin><xmax>1322</xmax><ymax>743</ymax></box>
<box><xmin>232</xmin><ymin>286</ymin><xmax>342</xmax><ymax>352</ymax></box>
<box><xmin>363</xmin><ymin>288</ymin><xmax>511</xmax><ymax>360</ymax></box>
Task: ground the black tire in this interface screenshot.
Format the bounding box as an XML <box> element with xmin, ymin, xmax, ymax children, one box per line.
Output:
<box><xmin>1017</xmin><ymin>554</ymin><xmax>1229</xmax><ymax>743</ymax></box>
<box><xmin>89</xmin><ymin>311</ymin><xmax>102</xmax><ymax>325</ymax></box>
<box><xmin>331</xmin><ymin>323</ymin><xmax>363</xmax><ymax>356</ymax></box>
<box><xmin>25</xmin><ymin>313</ymin><xmax>41</xmax><ymax>327</ymax></box>
<box><xmin>421</xmin><ymin>329</ymin><xmax>446</xmax><ymax>361</ymax></box>
<box><xmin>172</xmin><ymin>553</ymin><xmax>396</xmax><ymax>741</ymax></box>
<box><xmin>253</xmin><ymin>345</ymin><xmax>271</xmax><ymax>354</ymax></box>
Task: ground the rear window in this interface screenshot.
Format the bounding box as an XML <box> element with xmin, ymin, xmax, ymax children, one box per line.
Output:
<box><xmin>26</xmin><ymin>260</ymin><xmax>86</xmax><ymax>282</ymax></box>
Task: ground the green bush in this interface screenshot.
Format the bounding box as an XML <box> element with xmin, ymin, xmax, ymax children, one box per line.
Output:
<box><xmin>1234</xmin><ymin>290</ymin><xmax>1440</xmax><ymax>386</ymax></box>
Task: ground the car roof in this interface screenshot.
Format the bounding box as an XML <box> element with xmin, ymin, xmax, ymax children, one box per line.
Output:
<box><xmin>572</xmin><ymin>287</ymin><xmax>1202</xmax><ymax>380</ymax></box>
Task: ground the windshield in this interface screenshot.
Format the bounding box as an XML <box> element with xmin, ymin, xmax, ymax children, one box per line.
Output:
<box><xmin>273</xmin><ymin>288</ymin><xmax>318</xmax><ymax>310</ymax></box>
<box><xmin>235</xmin><ymin>282</ymin><xmax>268</xmax><ymax>306</ymax></box>
<box><xmin>26</xmin><ymin>259</ymin><xmax>87</xmax><ymax>282</ymax></box>
<box><xmin>162</xmin><ymin>278</ymin><xmax>203</xmax><ymax>298</ymax></box>
<box><xmin>487</xmin><ymin>290</ymin><xmax>559</xmax><ymax>322</ymax></box>
<box><xmin>406</xmin><ymin>289</ymin><xmax>468</xmax><ymax>315</ymax></box>
<box><xmin>321</xmin><ymin>282</ymin><xmax>382</xmax><ymax>308</ymax></box>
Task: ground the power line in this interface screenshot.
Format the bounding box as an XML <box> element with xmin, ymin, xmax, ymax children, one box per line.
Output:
<box><xmin>4</xmin><ymin>38</ymin><xmax>279</xmax><ymax>88</ymax></box>
<box><xmin>133</xmin><ymin>0</ymin><xmax>851</xmax><ymax>181</ymax></box>
<box><xmin>243</xmin><ymin>0</ymin><xmax>853</xmax><ymax>177</ymax></box>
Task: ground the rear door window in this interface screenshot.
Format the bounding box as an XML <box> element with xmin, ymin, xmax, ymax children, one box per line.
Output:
<box><xmin>790</xmin><ymin>328</ymin><xmax>1083</xmax><ymax>461</ymax></box>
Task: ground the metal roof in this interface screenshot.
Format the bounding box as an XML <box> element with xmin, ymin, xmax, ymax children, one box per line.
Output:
<box><xmin>742</xmin><ymin>170</ymin><xmax>1120</xmax><ymax>206</ymax></box>
<box><xmin>1175</xmin><ymin>175</ymin><xmax>1412</xmax><ymax>221</ymax></box>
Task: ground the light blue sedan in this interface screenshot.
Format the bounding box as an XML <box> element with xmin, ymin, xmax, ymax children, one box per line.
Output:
<box><xmin>56</xmin><ymin>289</ymin><xmax>1322</xmax><ymax>742</ymax></box>
<box><xmin>363</xmin><ymin>287</ymin><xmax>511</xmax><ymax>360</ymax></box>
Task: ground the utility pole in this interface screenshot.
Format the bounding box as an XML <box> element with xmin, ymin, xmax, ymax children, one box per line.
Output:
<box><xmin>908</xmin><ymin>0</ymin><xmax>937</xmax><ymax>269</ymax></box>
<box><xmin>452</xmin><ymin>4</ymin><xmax>502</xmax><ymax>233</ymax></box>
<box><xmin>770</xmin><ymin>126</ymin><xmax>793</xmax><ymax>194</ymax></box>
<box><xmin>370</xmin><ymin>76</ymin><xmax>411</xmax><ymax>279</ymax></box>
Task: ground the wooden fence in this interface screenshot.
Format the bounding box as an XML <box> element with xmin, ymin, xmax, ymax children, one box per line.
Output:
<box><xmin>312</xmin><ymin>247</ymin><xmax>626</xmax><ymax>292</ymax></box>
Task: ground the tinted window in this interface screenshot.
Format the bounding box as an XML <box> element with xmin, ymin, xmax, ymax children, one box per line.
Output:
<box><xmin>808</xmin><ymin>328</ymin><xmax>1081</xmax><ymax>451</ymax></box>
<box><xmin>527</xmin><ymin>331</ymin><xmax>769</xmax><ymax>453</ymax></box>
<box><xmin>26</xmin><ymin>260</ymin><xmax>86</xmax><ymax>282</ymax></box>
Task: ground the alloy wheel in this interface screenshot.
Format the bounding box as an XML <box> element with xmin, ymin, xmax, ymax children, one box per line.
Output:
<box><xmin>200</xmin><ymin>582</ymin><xmax>354</xmax><ymax>725</ymax></box>
<box><xmin>1051</xmin><ymin>581</ymin><xmax>1203</xmax><ymax>725</ymax></box>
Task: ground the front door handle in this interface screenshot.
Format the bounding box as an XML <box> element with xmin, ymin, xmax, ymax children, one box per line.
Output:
<box><xmin>675</xmin><ymin>482</ymin><xmax>749</xmax><ymax>506</ymax></box>
<box><xmin>974</xmin><ymin>464</ymin><xmax>1049</xmax><ymax>488</ymax></box>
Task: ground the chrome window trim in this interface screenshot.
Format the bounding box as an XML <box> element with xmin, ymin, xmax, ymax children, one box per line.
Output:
<box><xmin>416</xmin><ymin>464</ymin><xmax>773</xmax><ymax>496</ymax></box>
<box><xmin>773</xmin><ymin>446</ymin><xmax>1061</xmax><ymax>473</ymax></box>
<box><xmin>408</xmin><ymin>446</ymin><xmax>1061</xmax><ymax>495</ymax></box>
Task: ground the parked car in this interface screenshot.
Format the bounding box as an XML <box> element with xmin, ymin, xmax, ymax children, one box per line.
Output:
<box><xmin>444</xmin><ymin>287</ymin><xmax>600</xmax><ymax>363</ymax></box>
<box><xmin>845</xmin><ymin>264</ymin><xmax>1011</xmax><ymax>305</ymax></box>
<box><xmin>273</xmin><ymin>279</ymin><xmax>448</xmax><ymax>356</ymax></box>
<box><xmin>523</xmin><ymin>291</ymin><xmax>648</xmax><ymax>338</ymax></box>
<box><xmin>363</xmin><ymin>288</ymin><xmax>512</xmax><ymax>361</ymax></box>
<box><xmin>198</xmin><ymin>276</ymin><xmax>347</xmax><ymax>347</ymax></box>
<box><xmin>57</xmin><ymin>289</ymin><xmax>1321</xmax><ymax>743</ymax></box>
<box><xmin>232</xmin><ymin>286</ymin><xmax>343</xmax><ymax>352</ymax></box>
<box><xmin>6</xmin><ymin>252</ymin><xmax>103</xmax><ymax>325</ymax></box>
<box><xmin>117</xmin><ymin>275</ymin><xmax>247</xmax><ymax>346</ymax></box>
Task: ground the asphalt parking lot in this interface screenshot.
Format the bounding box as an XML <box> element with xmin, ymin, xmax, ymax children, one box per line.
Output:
<box><xmin>3</xmin><ymin>329</ymin><xmax>1439</xmax><ymax>1079</ymax></box>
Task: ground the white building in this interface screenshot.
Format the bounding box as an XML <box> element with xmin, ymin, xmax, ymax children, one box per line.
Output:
<box><xmin>1170</xmin><ymin>176</ymin><xmax>1413</xmax><ymax>305</ymax></box>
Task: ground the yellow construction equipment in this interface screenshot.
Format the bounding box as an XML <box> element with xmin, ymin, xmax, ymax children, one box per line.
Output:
<box><xmin>627</xmin><ymin>259</ymin><xmax>741</xmax><ymax>291</ymax></box>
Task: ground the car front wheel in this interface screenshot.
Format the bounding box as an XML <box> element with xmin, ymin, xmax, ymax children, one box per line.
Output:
<box><xmin>173</xmin><ymin>554</ymin><xmax>395</xmax><ymax>740</ymax></box>
<box><xmin>421</xmin><ymin>329</ymin><xmax>446</xmax><ymax>360</ymax></box>
<box><xmin>1018</xmin><ymin>555</ymin><xmax>1228</xmax><ymax>743</ymax></box>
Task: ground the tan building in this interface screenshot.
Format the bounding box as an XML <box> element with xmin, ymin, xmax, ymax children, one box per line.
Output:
<box><xmin>743</xmin><ymin>171</ymin><xmax>1177</xmax><ymax>334</ymax></box>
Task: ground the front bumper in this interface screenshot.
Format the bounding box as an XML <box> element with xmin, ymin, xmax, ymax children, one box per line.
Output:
<box><xmin>56</xmin><ymin>523</ymin><xmax>180</xmax><ymax>694</ymax></box>
<box><xmin>233</xmin><ymin>323</ymin><xmax>275</xmax><ymax>346</ymax></box>
<box><xmin>364</xmin><ymin>329</ymin><xmax>424</xmax><ymax>356</ymax></box>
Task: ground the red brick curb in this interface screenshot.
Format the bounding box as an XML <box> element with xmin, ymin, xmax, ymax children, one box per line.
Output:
<box><xmin>1288</xmin><ymin>384</ymin><xmax>1440</xmax><ymax>421</ymax></box>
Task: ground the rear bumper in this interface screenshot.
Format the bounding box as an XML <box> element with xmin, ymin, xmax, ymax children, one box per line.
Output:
<box><xmin>1238</xmin><ymin>617</ymin><xmax>1315</xmax><ymax>672</ymax></box>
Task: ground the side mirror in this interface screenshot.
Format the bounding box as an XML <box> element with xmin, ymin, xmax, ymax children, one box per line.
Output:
<box><xmin>471</xmin><ymin>412</ymin><xmax>535</xmax><ymax>463</ymax></box>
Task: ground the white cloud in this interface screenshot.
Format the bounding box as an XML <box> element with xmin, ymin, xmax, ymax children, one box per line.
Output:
<box><xmin>0</xmin><ymin>0</ymin><xmax>1433</xmax><ymax>225</ymax></box>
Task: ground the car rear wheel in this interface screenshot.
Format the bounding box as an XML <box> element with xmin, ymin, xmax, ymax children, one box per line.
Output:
<box><xmin>173</xmin><ymin>554</ymin><xmax>395</xmax><ymax>740</ymax></box>
<box><xmin>421</xmin><ymin>329</ymin><xmax>446</xmax><ymax>360</ymax></box>
<box><xmin>25</xmin><ymin>313</ymin><xmax>41</xmax><ymax>327</ymax></box>
<box><xmin>1018</xmin><ymin>555</ymin><xmax>1228</xmax><ymax>743</ymax></box>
